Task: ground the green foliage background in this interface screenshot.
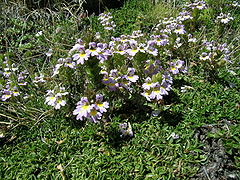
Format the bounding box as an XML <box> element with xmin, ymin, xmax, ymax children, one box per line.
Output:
<box><xmin>0</xmin><ymin>0</ymin><xmax>239</xmax><ymax>179</ymax></box>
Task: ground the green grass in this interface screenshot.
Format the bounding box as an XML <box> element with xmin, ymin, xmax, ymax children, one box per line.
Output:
<box><xmin>0</xmin><ymin>0</ymin><xmax>240</xmax><ymax>179</ymax></box>
<box><xmin>1</xmin><ymin>74</ymin><xmax>239</xmax><ymax>179</ymax></box>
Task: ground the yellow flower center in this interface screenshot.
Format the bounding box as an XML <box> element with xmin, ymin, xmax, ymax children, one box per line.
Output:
<box><xmin>109</xmin><ymin>83</ymin><xmax>115</xmax><ymax>87</ymax></box>
<box><xmin>145</xmin><ymin>92</ymin><xmax>150</xmax><ymax>96</ymax></box>
<box><xmin>49</xmin><ymin>96</ymin><xmax>55</xmax><ymax>100</ymax></box>
<box><xmin>97</xmin><ymin>103</ymin><xmax>103</xmax><ymax>107</ymax></box>
<box><xmin>79</xmin><ymin>53</ymin><xmax>86</xmax><ymax>58</ymax></box>
<box><xmin>82</xmin><ymin>105</ymin><xmax>90</xmax><ymax>110</ymax></box>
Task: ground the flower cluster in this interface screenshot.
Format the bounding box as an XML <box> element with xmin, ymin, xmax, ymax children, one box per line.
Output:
<box><xmin>141</xmin><ymin>59</ymin><xmax>186</xmax><ymax>101</ymax></box>
<box><xmin>152</xmin><ymin>11</ymin><xmax>198</xmax><ymax>51</ymax></box>
<box><xmin>98</xmin><ymin>12</ymin><xmax>116</xmax><ymax>31</ymax></box>
<box><xmin>154</xmin><ymin>17</ymin><xmax>187</xmax><ymax>36</ymax></box>
<box><xmin>1</xmin><ymin>58</ymin><xmax>29</xmax><ymax>86</ymax></box>
<box><xmin>177</xmin><ymin>11</ymin><xmax>193</xmax><ymax>21</ymax></box>
<box><xmin>185</xmin><ymin>0</ymin><xmax>207</xmax><ymax>10</ymax></box>
<box><xmin>0</xmin><ymin>57</ymin><xmax>28</xmax><ymax>101</ymax></box>
<box><xmin>169</xmin><ymin>60</ymin><xmax>187</xmax><ymax>74</ymax></box>
<box><xmin>69</xmin><ymin>40</ymin><xmax>111</xmax><ymax>64</ymax></box>
<box><xmin>73</xmin><ymin>94</ymin><xmax>109</xmax><ymax>123</ymax></box>
<box><xmin>109</xmin><ymin>34</ymin><xmax>160</xmax><ymax>58</ymax></box>
<box><xmin>51</xmin><ymin>57</ymin><xmax>77</xmax><ymax>77</ymax></box>
<box><xmin>216</xmin><ymin>13</ymin><xmax>234</xmax><ymax>24</ymax></box>
<box><xmin>101</xmin><ymin>68</ymin><xmax>139</xmax><ymax>91</ymax></box>
<box><xmin>45</xmin><ymin>87</ymin><xmax>68</xmax><ymax>109</ymax></box>
<box><xmin>1</xmin><ymin>85</ymin><xmax>20</xmax><ymax>101</ymax></box>
<box><xmin>17</xmin><ymin>70</ymin><xmax>29</xmax><ymax>86</ymax></box>
<box><xmin>46</xmin><ymin>4</ymin><xmax>195</xmax><ymax>113</ymax></box>
<box><xmin>142</xmin><ymin>74</ymin><xmax>172</xmax><ymax>101</ymax></box>
<box><xmin>200</xmin><ymin>40</ymin><xmax>231</xmax><ymax>65</ymax></box>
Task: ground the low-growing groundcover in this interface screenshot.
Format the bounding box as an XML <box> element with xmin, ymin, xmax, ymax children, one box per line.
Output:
<box><xmin>0</xmin><ymin>0</ymin><xmax>240</xmax><ymax>179</ymax></box>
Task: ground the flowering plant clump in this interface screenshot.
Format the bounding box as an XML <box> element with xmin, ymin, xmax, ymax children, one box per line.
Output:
<box><xmin>49</xmin><ymin>10</ymin><xmax>193</xmax><ymax>122</ymax></box>
<box><xmin>0</xmin><ymin>0</ymin><xmax>236</xmax><ymax>133</ymax></box>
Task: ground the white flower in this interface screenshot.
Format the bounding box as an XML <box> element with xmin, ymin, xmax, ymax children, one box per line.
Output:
<box><xmin>200</xmin><ymin>52</ymin><xmax>210</xmax><ymax>61</ymax></box>
<box><xmin>36</xmin><ymin>31</ymin><xmax>43</xmax><ymax>37</ymax></box>
<box><xmin>33</xmin><ymin>74</ymin><xmax>46</xmax><ymax>83</ymax></box>
<box><xmin>45</xmin><ymin>90</ymin><xmax>57</xmax><ymax>106</ymax></box>
<box><xmin>55</xmin><ymin>99</ymin><xmax>67</xmax><ymax>109</ymax></box>
<box><xmin>169</xmin><ymin>132</ymin><xmax>180</xmax><ymax>140</ymax></box>
<box><xmin>95</xmin><ymin>32</ymin><xmax>101</xmax><ymax>39</ymax></box>
<box><xmin>45</xmin><ymin>89</ymin><xmax>68</xmax><ymax>109</ymax></box>
<box><xmin>188</xmin><ymin>35</ymin><xmax>197</xmax><ymax>43</ymax></box>
<box><xmin>216</xmin><ymin>13</ymin><xmax>234</xmax><ymax>24</ymax></box>
<box><xmin>46</xmin><ymin>49</ymin><xmax>53</xmax><ymax>57</ymax></box>
<box><xmin>174</xmin><ymin>37</ymin><xmax>183</xmax><ymax>48</ymax></box>
<box><xmin>52</xmin><ymin>64</ymin><xmax>63</xmax><ymax>77</ymax></box>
